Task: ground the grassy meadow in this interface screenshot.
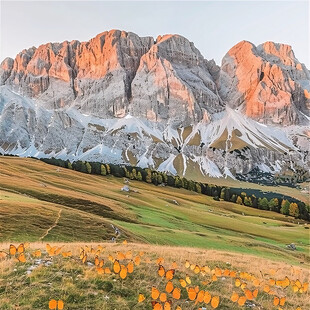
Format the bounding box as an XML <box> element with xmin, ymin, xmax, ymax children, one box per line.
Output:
<box><xmin>0</xmin><ymin>157</ymin><xmax>308</xmax><ymax>265</ymax></box>
<box><xmin>0</xmin><ymin>156</ymin><xmax>309</xmax><ymax>309</ymax></box>
<box><xmin>0</xmin><ymin>242</ymin><xmax>309</xmax><ymax>309</ymax></box>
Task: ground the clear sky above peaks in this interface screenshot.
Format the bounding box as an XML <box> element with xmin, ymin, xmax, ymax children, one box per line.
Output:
<box><xmin>1</xmin><ymin>0</ymin><xmax>309</xmax><ymax>67</ymax></box>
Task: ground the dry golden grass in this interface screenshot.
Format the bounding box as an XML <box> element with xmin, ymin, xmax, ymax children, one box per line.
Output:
<box><xmin>0</xmin><ymin>242</ymin><xmax>309</xmax><ymax>309</ymax></box>
<box><xmin>4</xmin><ymin>241</ymin><xmax>307</xmax><ymax>281</ymax></box>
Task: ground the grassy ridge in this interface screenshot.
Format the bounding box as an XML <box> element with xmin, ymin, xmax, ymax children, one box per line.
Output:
<box><xmin>0</xmin><ymin>157</ymin><xmax>309</xmax><ymax>265</ymax></box>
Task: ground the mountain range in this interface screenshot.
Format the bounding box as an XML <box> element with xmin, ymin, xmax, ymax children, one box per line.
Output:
<box><xmin>0</xmin><ymin>29</ymin><xmax>309</xmax><ymax>179</ymax></box>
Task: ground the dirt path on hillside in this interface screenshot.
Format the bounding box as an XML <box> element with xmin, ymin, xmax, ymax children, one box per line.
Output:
<box><xmin>40</xmin><ymin>209</ymin><xmax>62</xmax><ymax>241</ymax></box>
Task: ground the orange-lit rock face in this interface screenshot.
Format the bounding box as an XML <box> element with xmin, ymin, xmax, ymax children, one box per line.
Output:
<box><xmin>73</xmin><ymin>30</ymin><xmax>154</xmax><ymax>117</ymax></box>
<box><xmin>0</xmin><ymin>57</ymin><xmax>14</xmax><ymax>84</ymax></box>
<box><xmin>0</xmin><ymin>31</ymin><xmax>309</xmax><ymax>125</ymax></box>
<box><xmin>221</xmin><ymin>41</ymin><xmax>262</xmax><ymax>109</ymax></box>
<box><xmin>219</xmin><ymin>41</ymin><xmax>310</xmax><ymax>125</ymax></box>
<box><xmin>0</xmin><ymin>30</ymin><xmax>154</xmax><ymax>114</ymax></box>
<box><xmin>75</xmin><ymin>30</ymin><xmax>144</xmax><ymax>79</ymax></box>
<box><xmin>130</xmin><ymin>35</ymin><xmax>221</xmax><ymax>124</ymax></box>
<box><xmin>2</xmin><ymin>43</ymin><xmax>75</xmax><ymax>98</ymax></box>
<box><xmin>0</xmin><ymin>31</ymin><xmax>223</xmax><ymax>123</ymax></box>
<box><xmin>261</xmin><ymin>41</ymin><xmax>296</xmax><ymax>66</ymax></box>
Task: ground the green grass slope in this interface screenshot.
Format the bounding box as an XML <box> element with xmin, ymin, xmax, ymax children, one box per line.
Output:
<box><xmin>0</xmin><ymin>157</ymin><xmax>309</xmax><ymax>265</ymax></box>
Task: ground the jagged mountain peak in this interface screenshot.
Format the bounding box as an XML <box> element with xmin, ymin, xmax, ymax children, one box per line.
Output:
<box><xmin>1</xmin><ymin>31</ymin><xmax>309</xmax><ymax>125</ymax></box>
<box><xmin>219</xmin><ymin>39</ymin><xmax>310</xmax><ymax>125</ymax></box>
<box><xmin>0</xmin><ymin>30</ymin><xmax>309</xmax><ymax>179</ymax></box>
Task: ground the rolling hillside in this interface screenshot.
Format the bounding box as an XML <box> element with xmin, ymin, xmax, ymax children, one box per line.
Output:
<box><xmin>0</xmin><ymin>156</ymin><xmax>308</xmax><ymax>266</ymax></box>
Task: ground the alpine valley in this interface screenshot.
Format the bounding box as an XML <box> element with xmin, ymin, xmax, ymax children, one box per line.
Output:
<box><xmin>1</xmin><ymin>29</ymin><xmax>309</xmax><ymax>181</ymax></box>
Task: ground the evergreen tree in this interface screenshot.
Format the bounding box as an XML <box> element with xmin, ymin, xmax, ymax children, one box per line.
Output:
<box><xmin>200</xmin><ymin>184</ymin><xmax>207</xmax><ymax>195</ymax></box>
<box><xmin>241</xmin><ymin>192</ymin><xmax>247</xmax><ymax>199</ymax></box>
<box><xmin>195</xmin><ymin>183</ymin><xmax>202</xmax><ymax>193</ymax></box>
<box><xmin>212</xmin><ymin>189</ymin><xmax>219</xmax><ymax>198</ymax></box>
<box><xmin>289</xmin><ymin>202</ymin><xmax>299</xmax><ymax>218</ymax></box>
<box><xmin>206</xmin><ymin>184</ymin><xmax>212</xmax><ymax>196</ymax></box>
<box><xmin>86</xmin><ymin>162</ymin><xmax>92</xmax><ymax>174</ymax></box>
<box><xmin>225</xmin><ymin>188</ymin><xmax>231</xmax><ymax>201</ymax></box>
<box><xmin>145</xmin><ymin>169</ymin><xmax>152</xmax><ymax>183</ymax></box>
<box><xmin>137</xmin><ymin>171</ymin><xmax>143</xmax><ymax>181</ymax></box>
<box><xmin>244</xmin><ymin>196</ymin><xmax>252</xmax><ymax>207</ymax></box>
<box><xmin>182</xmin><ymin>178</ymin><xmax>189</xmax><ymax>189</ymax></box>
<box><xmin>258</xmin><ymin>197</ymin><xmax>269</xmax><ymax>210</ymax></box>
<box><xmin>124</xmin><ymin>167</ymin><xmax>130</xmax><ymax>178</ymax></box>
<box><xmin>268</xmin><ymin>198</ymin><xmax>279</xmax><ymax>212</ymax></box>
<box><xmin>74</xmin><ymin>160</ymin><xmax>82</xmax><ymax>171</ymax></box>
<box><xmin>280</xmin><ymin>199</ymin><xmax>290</xmax><ymax>215</ymax></box>
<box><xmin>236</xmin><ymin>196</ymin><xmax>243</xmax><ymax>205</ymax></box>
<box><xmin>297</xmin><ymin>202</ymin><xmax>309</xmax><ymax>221</ymax></box>
<box><xmin>151</xmin><ymin>172</ymin><xmax>158</xmax><ymax>185</ymax></box>
<box><xmin>252</xmin><ymin>195</ymin><xmax>258</xmax><ymax>208</ymax></box>
<box><xmin>162</xmin><ymin>173</ymin><xmax>168</xmax><ymax>184</ymax></box>
<box><xmin>220</xmin><ymin>188</ymin><xmax>226</xmax><ymax>200</ymax></box>
<box><xmin>80</xmin><ymin>162</ymin><xmax>87</xmax><ymax>173</ymax></box>
<box><xmin>230</xmin><ymin>194</ymin><xmax>237</xmax><ymax>203</ymax></box>
<box><xmin>73</xmin><ymin>161</ymin><xmax>85</xmax><ymax>173</ymax></box>
<box><xmin>132</xmin><ymin>168</ymin><xmax>137</xmax><ymax>180</ymax></box>
<box><xmin>175</xmin><ymin>176</ymin><xmax>183</xmax><ymax>188</ymax></box>
<box><xmin>90</xmin><ymin>162</ymin><xmax>101</xmax><ymax>174</ymax></box>
<box><xmin>167</xmin><ymin>175</ymin><xmax>175</xmax><ymax>187</ymax></box>
<box><xmin>100</xmin><ymin>164</ymin><xmax>107</xmax><ymax>176</ymax></box>
<box><xmin>110</xmin><ymin>164</ymin><xmax>125</xmax><ymax>177</ymax></box>
<box><xmin>157</xmin><ymin>174</ymin><xmax>163</xmax><ymax>184</ymax></box>
<box><xmin>188</xmin><ymin>180</ymin><xmax>195</xmax><ymax>191</ymax></box>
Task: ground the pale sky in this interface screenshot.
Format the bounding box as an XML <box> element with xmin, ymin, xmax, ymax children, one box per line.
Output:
<box><xmin>0</xmin><ymin>0</ymin><xmax>309</xmax><ymax>67</ymax></box>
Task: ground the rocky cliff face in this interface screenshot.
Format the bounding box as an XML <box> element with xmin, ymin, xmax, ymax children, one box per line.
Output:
<box><xmin>0</xmin><ymin>30</ymin><xmax>225</xmax><ymax>125</ymax></box>
<box><xmin>0</xmin><ymin>30</ymin><xmax>155</xmax><ymax>117</ymax></box>
<box><xmin>218</xmin><ymin>41</ymin><xmax>310</xmax><ymax>125</ymax></box>
<box><xmin>0</xmin><ymin>30</ymin><xmax>309</xmax><ymax>178</ymax></box>
<box><xmin>129</xmin><ymin>35</ymin><xmax>222</xmax><ymax>125</ymax></box>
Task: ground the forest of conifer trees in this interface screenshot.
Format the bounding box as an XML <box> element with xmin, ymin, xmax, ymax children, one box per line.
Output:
<box><xmin>35</xmin><ymin>157</ymin><xmax>310</xmax><ymax>221</ymax></box>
